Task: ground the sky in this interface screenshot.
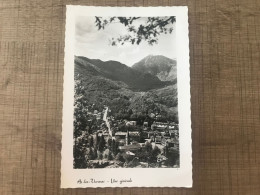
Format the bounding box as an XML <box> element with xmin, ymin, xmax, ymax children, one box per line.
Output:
<box><xmin>75</xmin><ymin>16</ymin><xmax>176</xmax><ymax>66</ymax></box>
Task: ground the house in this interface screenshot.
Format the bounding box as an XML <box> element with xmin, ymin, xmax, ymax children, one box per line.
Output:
<box><xmin>115</xmin><ymin>132</ymin><xmax>127</xmax><ymax>140</ymax></box>
<box><xmin>167</xmin><ymin>141</ymin><xmax>175</xmax><ymax>148</ymax></box>
<box><xmin>156</xmin><ymin>114</ymin><xmax>162</xmax><ymax>119</ymax></box>
<box><xmin>151</xmin><ymin>122</ymin><xmax>167</xmax><ymax>131</ymax></box>
<box><xmin>147</xmin><ymin>131</ymin><xmax>155</xmax><ymax>139</ymax></box>
<box><xmin>150</xmin><ymin>113</ymin><xmax>155</xmax><ymax>118</ymax></box>
<box><xmin>157</xmin><ymin>154</ymin><xmax>167</xmax><ymax>163</ymax></box>
<box><xmin>139</xmin><ymin>162</ymin><xmax>148</xmax><ymax>168</ymax></box>
<box><xmin>166</xmin><ymin>137</ymin><xmax>179</xmax><ymax>148</ymax></box>
<box><xmin>126</xmin><ymin>151</ymin><xmax>135</xmax><ymax>156</ymax></box>
<box><xmin>169</xmin><ymin>130</ymin><xmax>178</xmax><ymax>137</ymax></box>
<box><xmin>155</xmin><ymin>136</ymin><xmax>162</xmax><ymax>144</ymax></box>
<box><xmin>119</xmin><ymin>144</ymin><xmax>141</xmax><ymax>152</ymax></box>
<box><xmin>126</xmin><ymin>121</ymin><xmax>137</xmax><ymax>126</ymax></box>
<box><xmin>115</xmin><ymin>131</ymin><xmax>140</xmax><ymax>143</ymax></box>
<box><xmin>169</xmin><ymin>122</ymin><xmax>178</xmax><ymax>130</ymax></box>
<box><xmin>129</xmin><ymin>131</ymin><xmax>140</xmax><ymax>142</ymax></box>
<box><xmin>151</xmin><ymin>122</ymin><xmax>179</xmax><ymax>131</ymax></box>
<box><xmin>143</xmin><ymin>121</ymin><xmax>148</xmax><ymax>128</ymax></box>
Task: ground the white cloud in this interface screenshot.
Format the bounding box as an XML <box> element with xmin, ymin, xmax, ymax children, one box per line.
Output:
<box><xmin>75</xmin><ymin>16</ymin><xmax>176</xmax><ymax>66</ymax></box>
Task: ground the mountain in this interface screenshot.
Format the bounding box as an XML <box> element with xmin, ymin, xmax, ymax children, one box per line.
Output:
<box><xmin>132</xmin><ymin>55</ymin><xmax>177</xmax><ymax>82</ymax></box>
<box><xmin>74</xmin><ymin>55</ymin><xmax>178</xmax><ymax>123</ymax></box>
<box><xmin>75</xmin><ymin>56</ymin><xmax>172</xmax><ymax>91</ymax></box>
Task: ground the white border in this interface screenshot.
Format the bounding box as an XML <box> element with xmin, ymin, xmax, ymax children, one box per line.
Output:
<box><xmin>61</xmin><ymin>6</ymin><xmax>192</xmax><ymax>188</ymax></box>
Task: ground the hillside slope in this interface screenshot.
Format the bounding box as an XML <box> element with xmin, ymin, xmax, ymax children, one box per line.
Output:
<box><xmin>74</xmin><ymin>55</ymin><xmax>178</xmax><ymax>123</ymax></box>
<box><xmin>75</xmin><ymin>56</ymin><xmax>172</xmax><ymax>91</ymax></box>
<box><xmin>132</xmin><ymin>55</ymin><xmax>177</xmax><ymax>82</ymax></box>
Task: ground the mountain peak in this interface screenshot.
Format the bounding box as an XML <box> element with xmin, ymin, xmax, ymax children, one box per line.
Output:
<box><xmin>143</xmin><ymin>54</ymin><xmax>173</xmax><ymax>61</ymax></box>
<box><xmin>132</xmin><ymin>55</ymin><xmax>177</xmax><ymax>82</ymax></box>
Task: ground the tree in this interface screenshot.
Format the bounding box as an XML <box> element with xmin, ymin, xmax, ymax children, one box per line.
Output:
<box><xmin>74</xmin><ymin>75</ymin><xmax>88</xmax><ymax>138</ymax></box>
<box><xmin>93</xmin><ymin>147</ymin><xmax>98</xmax><ymax>159</ymax></box>
<box><xmin>128</xmin><ymin>109</ymin><xmax>133</xmax><ymax>115</ymax></box>
<box><xmin>152</xmin><ymin>146</ymin><xmax>161</xmax><ymax>157</ymax></box>
<box><xmin>97</xmin><ymin>151</ymin><xmax>103</xmax><ymax>160</ymax></box>
<box><xmin>95</xmin><ymin>17</ymin><xmax>176</xmax><ymax>46</ymax></box>
<box><xmin>103</xmin><ymin>149</ymin><xmax>113</xmax><ymax>160</ymax></box>
<box><xmin>165</xmin><ymin>149</ymin><xmax>179</xmax><ymax>167</ymax></box>
<box><xmin>108</xmin><ymin>150</ymin><xmax>113</xmax><ymax>160</ymax></box>
<box><xmin>98</xmin><ymin>135</ymin><xmax>105</xmax><ymax>152</ymax></box>
<box><xmin>151</xmin><ymin>146</ymin><xmax>161</xmax><ymax>162</ymax></box>
<box><xmin>95</xmin><ymin>132</ymin><xmax>99</xmax><ymax>147</ymax></box>
<box><xmin>107</xmin><ymin>138</ymin><xmax>112</xmax><ymax>150</ymax></box>
<box><xmin>73</xmin><ymin>138</ymin><xmax>88</xmax><ymax>168</ymax></box>
<box><xmin>88</xmin><ymin>148</ymin><xmax>95</xmax><ymax>160</ymax></box>
<box><xmin>123</xmin><ymin>153</ymin><xmax>134</xmax><ymax>163</ymax></box>
<box><xmin>144</xmin><ymin>142</ymin><xmax>153</xmax><ymax>153</ymax></box>
<box><xmin>116</xmin><ymin>153</ymin><xmax>125</xmax><ymax>162</ymax></box>
<box><xmin>111</xmin><ymin>139</ymin><xmax>119</xmax><ymax>155</ymax></box>
<box><xmin>89</xmin><ymin>136</ymin><xmax>94</xmax><ymax>147</ymax></box>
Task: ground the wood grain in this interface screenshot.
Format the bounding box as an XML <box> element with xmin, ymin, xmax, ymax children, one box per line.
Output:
<box><xmin>0</xmin><ymin>0</ymin><xmax>260</xmax><ymax>194</ymax></box>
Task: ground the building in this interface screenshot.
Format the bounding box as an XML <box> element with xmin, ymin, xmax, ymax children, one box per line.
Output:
<box><xmin>169</xmin><ymin>130</ymin><xmax>178</xmax><ymax>138</ymax></box>
<box><xmin>115</xmin><ymin>132</ymin><xmax>127</xmax><ymax>140</ymax></box>
<box><xmin>147</xmin><ymin>131</ymin><xmax>155</xmax><ymax>139</ymax></box>
<box><xmin>150</xmin><ymin>113</ymin><xmax>155</xmax><ymax>118</ymax></box>
<box><xmin>162</xmin><ymin>137</ymin><xmax>179</xmax><ymax>148</ymax></box>
<box><xmin>129</xmin><ymin>131</ymin><xmax>140</xmax><ymax>142</ymax></box>
<box><xmin>126</xmin><ymin>151</ymin><xmax>135</xmax><ymax>156</ymax></box>
<box><xmin>157</xmin><ymin>154</ymin><xmax>167</xmax><ymax>162</ymax></box>
<box><xmin>143</xmin><ymin>121</ymin><xmax>149</xmax><ymax>130</ymax></box>
<box><xmin>151</xmin><ymin>122</ymin><xmax>178</xmax><ymax>131</ymax></box>
<box><xmin>115</xmin><ymin>131</ymin><xmax>140</xmax><ymax>143</ymax></box>
<box><xmin>155</xmin><ymin>136</ymin><xmax>162</xmax><ymax>144</ymax></box>
<box><xmin>126</xmin><ymin>121</ymin><xmax>137</xmax><ymax>126</ymax></box>
<box><xmin>118</xmin><ymin>144</ymin><xmax>141</xmax><ymax>152</ymax></box>
<box><xmin>151</xmin><ymin>122</ymin><xmax>167</xmax><ymax>131</ymax></box>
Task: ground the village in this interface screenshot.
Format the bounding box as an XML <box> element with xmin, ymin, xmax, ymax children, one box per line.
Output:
<box><xmin>74</xmin><ymin>104</ymin><xmax>179</xmax><ymax>168</ymax></box>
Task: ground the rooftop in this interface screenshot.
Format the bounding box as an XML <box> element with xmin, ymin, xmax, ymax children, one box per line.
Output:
<box><xmin>119</xmin><ymin>144</ymin><xmax>141</xmax><ymax>151</ymax></box>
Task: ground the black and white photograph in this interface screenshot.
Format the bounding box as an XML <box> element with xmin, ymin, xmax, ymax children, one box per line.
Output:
<box><xmin>74</xmin><ymin>16</ymin><xmax>179</xmax><ymax>169</ymax></box>
<box><xmin>62</xmin><ymin>6</ymin><xmax>191</xmax><ymax>188</ymax></box>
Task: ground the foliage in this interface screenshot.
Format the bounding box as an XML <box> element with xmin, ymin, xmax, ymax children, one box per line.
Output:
<box><xmin>152</xmin><ymin>146</ymin><xmax>161</xmax><ymax>157</ymax></box>
<box><xmin>73</xmin><ymin>132</ymin><xmax>88</xmax><ymax>168</ymax></box>
<box><xmin>97</xmin><ymin>151</ymin><xmax>103</xmax><ymax>160</ymax></box>
<box><xmin>95</xmin><ymin>17</ymin><xmax>176</xmax><ymax>46</ymax></box>
<box><xmin>107</xmin><ymin>138</ymin><xmax>112</xmax><ymax>150</ymax></box>
<box><xmin>88</xmin><ymin>136</ymin><xmax>94</xmax><ymax>147</ymax></box>
<box><xmin>165</xmin><ymin>149</ymin><xmax>179</xmax><ymax>166</ymax></box>
<box><xmin>116</xmin><ymin>153</ymin><xmax>125</xmax><ymax>162</ymax></box>
<box><xmin>134</xmin><ymin>142</ymin><xmax>162</xmax><ymax>164</ymax></box>
<box><xmin>97</xmin><ymin>134</ymin><xmax>105</xmax><ymax>152</ymax></box>
<box><xmin>88</xmin><ymin>148</ymin><xmax>95</xmax><ymax>160</ymax></box>
<box><xmin>103</xmin><ymin>149</ymin><xmax>113</xmax><ymax>160</ymax></box>
<box><xmin>144</xmin><ymin>142</ymin><xmax>153</xmax><ymax>153</ymax></box>
<box><xmin>111</xmin><ymin>139</ymin><xmax>119</xmax><ymax>155</ymax></box>
<box><xmin>123</xmin><ymin>153</ymin><xmax>134</xmax><ymax>163</ymax></box>
<box><xmin>74</xmin><ymin>75</ymin><xmax>88</xmax><ymax>138</ymax></box>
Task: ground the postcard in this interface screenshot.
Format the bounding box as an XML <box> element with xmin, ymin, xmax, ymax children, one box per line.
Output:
<box><xmin>61</xmin><ymin>5</ymin><xmax>192</xmax><ymax>188</ymax></box>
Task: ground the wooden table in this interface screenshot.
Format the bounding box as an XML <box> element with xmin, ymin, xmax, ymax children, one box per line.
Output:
<box><xmin>0</xmin><ymin>0</ymin><xmax>260</xmax><ymax>194</ymax></box>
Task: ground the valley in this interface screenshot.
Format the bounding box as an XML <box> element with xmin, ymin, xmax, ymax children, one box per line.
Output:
<box><xmin>73</xmin><ymin>55</ymin><xmax>179</xmax><ymax>169</ymax></box>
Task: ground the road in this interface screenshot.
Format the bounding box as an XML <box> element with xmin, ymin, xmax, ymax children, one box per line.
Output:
<box><xmin>103</xmin><ymin>107</ymin><xmax>112</xmax><ymax>137</ymax></box>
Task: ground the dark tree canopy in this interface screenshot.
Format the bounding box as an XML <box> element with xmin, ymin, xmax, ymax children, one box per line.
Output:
<box><xmin>95</xmin><ymin>16</ymin><xmax>176</xmax><ymax>46</ymax></box>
